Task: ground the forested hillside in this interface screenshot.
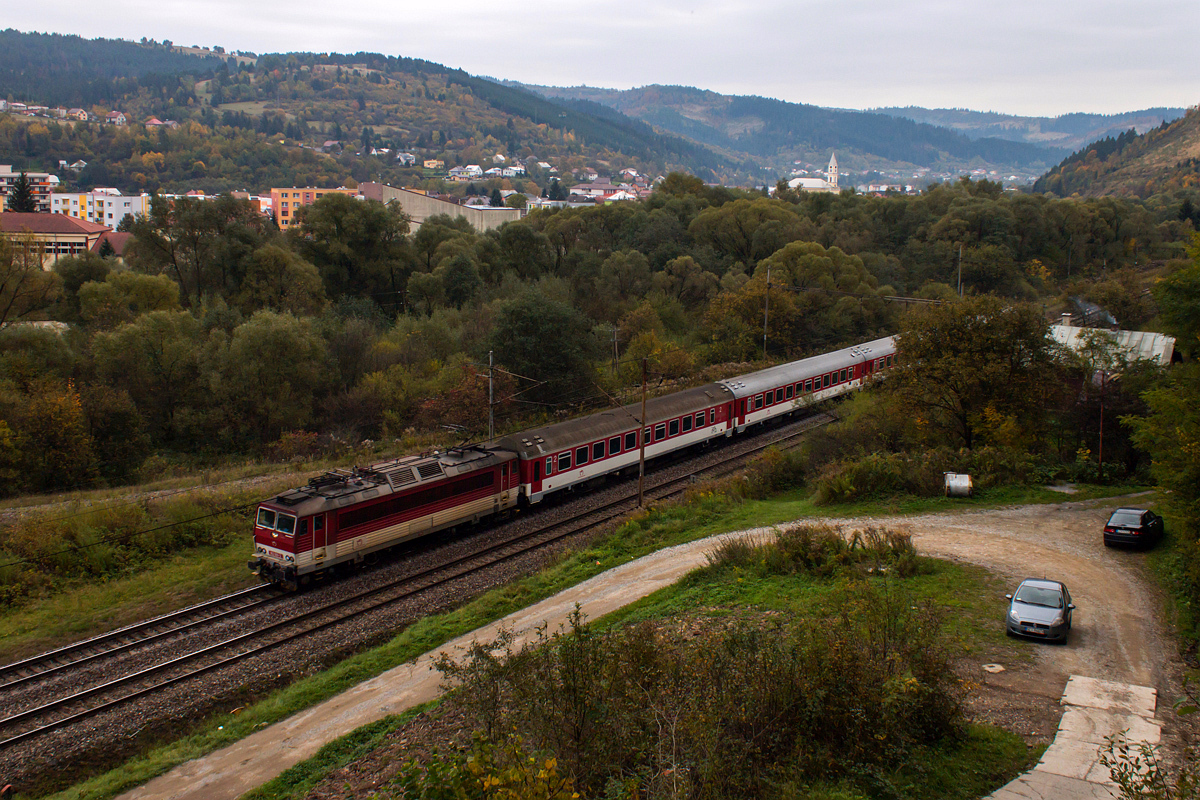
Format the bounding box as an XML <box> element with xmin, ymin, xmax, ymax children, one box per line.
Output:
<box><xmin>519</xmin><ymin>83</ymin><xmax>1059</xmax><ymax>174</ymax></box>
<box><xmin>0</xmin><ymin>30</ymin><xmax>747</xmax><ymax>188</ymax></box>
<box><xmin>872</xmin><ymin>106</ymin><xmax>1185</xmax><ymax>150</ymax></box>
<box><xmin>1034</xmin><ymin>108</ymin><xmax>1200</xmax><ymax>198</ymax></box>
<box><xmin>0</xmin><ymin>29</ymin><xmax>223</xmax><ymax>108</ymax></box>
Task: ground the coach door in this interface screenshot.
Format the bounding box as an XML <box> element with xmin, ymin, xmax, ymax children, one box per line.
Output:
<box><xmin>312</xmin><ymin>514</ymin><xmax>327</xmax><ymax>562</ymax></box>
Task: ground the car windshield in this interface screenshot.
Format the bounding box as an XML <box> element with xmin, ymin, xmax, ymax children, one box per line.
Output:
<box><xmin>1108</xmin><ymin>511</ymin><xmax>1143</xmax><ymax>526</ymax></box>
<box><xmin>1014</xmin><ymin>585</ymin><xmax>1063</xmax><ymax>608</ymax></box>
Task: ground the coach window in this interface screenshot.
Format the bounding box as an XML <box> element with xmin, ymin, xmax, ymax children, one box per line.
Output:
<box><xmin>609</xmin><ymin>436</ymin><xmax>622</xmax><ymax>454</ymax></box>
<box><xmin>776</xmin><ymin>388</ymin><xmax>785</xmax><ymax>403</ymax></box>
<box><xmin>841</xmin><ymin>368</ymin><xmax>848</xmax><ymax>382</ymax></box>
<box><xmin>593</xmin><ymin>441</ymin><xmax>605</xmax><ymax>461</ymax></box>
<box><xmin>823</xmin><ymin>374</ymin><xmax>831</xmax><ymax>388</ymax></box>
<box><xmin>576</xmin><ymin>446</ymin><xmax>589</xmax><ymax>465</ymax></box>
<box><xmin>559</xmin><ymin>451</ymin><xmax>571</xmax><ymax>471</ymax></box>
<box><xmin>546</xmin><ymin>457</ymin><xmax>554</xmax><ymax>476</ymax></box>
<box><xmin>644</xmin><ymin>426</ymin><xmax>652</xmax><ymax>444</ymax></box>
<box><xmin>755</xmin><ymin>394</ymin><xmax>764</xmax><ymax>410</ymax></box>
<box><xmin>695</xmin><ymin>411</ymin><xmax>705</xmax><ymax>427</ymax></box>
<box><xmin>625</xmin><ymin>431</ymin><xmax>637</xmax><ymax>450</ymax></box>
<box><xmin>669</xmin><ymin>419</ymin><xmax>680</xmax><ymax>437</ymax></box>
<box><xmin>805</xmin><ymin>379</ymin><xmax>813</xmax><ymax>393</ymax></box>
<box><xmin>710</xmin><ymin>408</ymin><xmax>717</xmax><ymax>425</ymax></box>
<box><xmin>276</xmin><ymin>513</ymin><xmax>296</xmax><ymax>536</ymax></box>
<box><xmin>681</xmin><ymin>415</ymin><xmax>692</xmax><ymax>433</ymax></box>
<box><xmin>786</xmin><ymin>385</ymin><xmax>794</xmax><ymax>399</ymax></box>
<box><xmin>655</xmin><ymin>423</ymin><xmax>666</xmax><ymax>441</ymax></box>
<box><xmin>257</xmin><ymin>508</ymin><xmax>276</xmax><ymax>529</ymax></box>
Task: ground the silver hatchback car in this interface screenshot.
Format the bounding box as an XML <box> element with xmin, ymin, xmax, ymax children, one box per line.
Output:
<box><xmin>1006</xmin><ymin>579</ymin><xmax>1074</xmax><ymax>643</ymax></box>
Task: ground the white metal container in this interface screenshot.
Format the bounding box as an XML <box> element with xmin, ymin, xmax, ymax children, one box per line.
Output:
<box><xmin>944</xmin><ymin>472</ymin><xmax>973</xmax><ymax>497</ymax></box>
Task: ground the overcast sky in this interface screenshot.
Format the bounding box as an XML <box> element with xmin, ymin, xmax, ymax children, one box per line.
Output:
<box><xmin>9</xmin><ymin>0</ymin><xmax>1199</xmax><ymax>117</ymax></box>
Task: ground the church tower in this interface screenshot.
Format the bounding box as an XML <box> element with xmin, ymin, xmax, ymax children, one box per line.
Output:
<box><xmin>827</xmin><ymin>151</ymin><xmax>838</xmax><ymax>190</ymax></box>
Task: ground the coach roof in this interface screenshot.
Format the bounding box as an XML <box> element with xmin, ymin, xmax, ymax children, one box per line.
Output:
<box><xmin>494</xmin><ymin>383</ymin><xmax>734</xmax><ymax>458</ymax></box>
<box><xmin>719</xmin><ymin>336</ymin><xmax>895</xmax><ymax>398</ymax></box>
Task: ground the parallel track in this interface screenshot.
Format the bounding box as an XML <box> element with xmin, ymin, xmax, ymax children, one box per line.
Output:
<box><xmin>0</xmin><ymin>410</ymin><xmax>832</xmax><ymax>750</ymax></box>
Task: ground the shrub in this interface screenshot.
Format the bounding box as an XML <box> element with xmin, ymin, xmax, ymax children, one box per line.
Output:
<box><xmin>434</xmin><ymin>580</ymin><xmax>963</xmax><ymax>799</ymax></box>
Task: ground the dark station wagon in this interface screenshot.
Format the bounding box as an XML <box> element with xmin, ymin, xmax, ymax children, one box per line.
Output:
<box><xmin>1103</xmin><ymin>507</ymin><xmax>1164</xmax><ymax>548</ymax></box>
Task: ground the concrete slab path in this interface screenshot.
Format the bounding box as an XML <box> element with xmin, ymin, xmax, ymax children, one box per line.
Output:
<box><xmin>987</xmin><ymin>675</ymin><xmax>1160</xmax><ymax>800</ymax></box>
<box><xmin>116</xmin><ymin>527</ymin><xmax>777</xmax><ymax>800</ymax></box>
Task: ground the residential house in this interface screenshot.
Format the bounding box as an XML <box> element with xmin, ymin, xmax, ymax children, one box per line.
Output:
<box><xmin>492</xmin><ymin>153</ymin><xmax>507</xmax><ymax>163</ymax></box>
<box><xmin>106</xmin><ymin>111</ymin><xmax>127</xmax><ymax>125</ymax></box>
<box><xmin>396</xmin><ymin>152</ymin><xmax>417</xmax><ymax>166</ymax></box>
<box><xmin>67</xmin><ymin>108</ymin><xmax>88</xmax><ymax>121</ymax></box>
<box><xmin>502</xmin><ymin>165</ymin><xmax>525</xmax><ymax>177</ymax></box>
<box><xmin>447</xmin><ymin>165</ymin><xmax>483</xmax><ymax>182</ymax></box>
<box><xmin>577</xmin><ymin>167</ymin><xmax>599</xmax><ymax>182</ymax></box>
<box><xmin>423</xmin><ymin>159</ymin><xmax>445</xmax><ymax>170</ymax></box>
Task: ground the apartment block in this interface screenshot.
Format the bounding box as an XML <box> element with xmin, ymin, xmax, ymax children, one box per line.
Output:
<box><xmin>51</xmin><ymin>188</ymin><xmax>151</xmax><ymax>227</ymax></box>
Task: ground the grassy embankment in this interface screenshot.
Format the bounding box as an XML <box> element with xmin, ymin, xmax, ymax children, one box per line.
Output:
<box><xmin>31</xmin><ymin>477</ymin><xmax>1146</xmax><ymax>800</ymax></box>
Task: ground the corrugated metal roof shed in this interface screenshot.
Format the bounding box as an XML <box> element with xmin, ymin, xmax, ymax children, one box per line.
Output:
<box><xmin>1050</xmin><ymin>325</ymin><xmax>1176</xmax><ymax>366</ymax></box>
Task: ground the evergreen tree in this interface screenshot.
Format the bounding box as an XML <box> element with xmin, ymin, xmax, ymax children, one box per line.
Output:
<box><xmin>489</xmin><ymin>188</ymin><xmax>504</xmax><ymax>207</ymax></box>
<box><xmin>8</xmin><ymin>172</ymin><xmax>38</xmax><ymax>213</ymax></box>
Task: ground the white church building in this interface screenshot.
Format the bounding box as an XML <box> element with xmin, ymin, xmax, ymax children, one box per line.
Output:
<box><xmin>786</xmin><ymin>152</ymin><xmax>840</xmax><ymax>193</ymax></box>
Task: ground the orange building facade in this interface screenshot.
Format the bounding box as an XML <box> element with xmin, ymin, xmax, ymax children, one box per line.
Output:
<box><xmin>270</xmin><ymin>186</ymin><xmax>360</xmax><ymax>228</ymax></box>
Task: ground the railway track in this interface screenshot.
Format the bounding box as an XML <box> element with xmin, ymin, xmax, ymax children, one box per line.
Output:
<box><xmin>0</xmin><ymin>410</ymin><xmax>833</xmax><ymax>752</ymax></box>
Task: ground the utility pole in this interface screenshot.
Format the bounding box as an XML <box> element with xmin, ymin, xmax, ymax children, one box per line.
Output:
<box><xmin>763</xmin><ymin>266</ymin><xmax>770</xmax><ymax>357</ymax></box>
<box><xmin>638</xmin><ymin>357</ymin><xmax>648</xmax><ymax>508</ymax></box>
<box><xmin>488</xmin><ymin>350</ymin><xmax>494</xmax><ymax>442</ymax></box>
<box><xmin>1097</xmin><ymin>371</ymin><xmax>1106</xmax><ymax>484</ymax></box>
<box><xmin>611</xmin><ymin>325</ymin><xmax>619</xmax><ymax>378</ymax></box>
<box><xmin>957</xmin><ymin>243</ymin><xmax>963</xmax><ymax>298</ymax></box>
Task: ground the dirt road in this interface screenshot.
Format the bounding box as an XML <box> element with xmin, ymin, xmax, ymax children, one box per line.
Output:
<box><xmin>881</xmin><ymin>494</ymin><xmax>1172</xmax><ymax>690</ymax></box>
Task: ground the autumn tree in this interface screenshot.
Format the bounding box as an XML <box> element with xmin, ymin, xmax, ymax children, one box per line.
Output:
<box><xmin>292</xmin><ymin>193</ymin><xmax>412</xmax><ymax>300</ymax></box>
<box><xmin>0</xmin><ymin>233</ymin><xmax>59</xmax><ymax>327</ymax></box>
<box><xmin>888</xmin><ymin>295</ymin><xmax>1057</xmax><ymax>450</ymax></box>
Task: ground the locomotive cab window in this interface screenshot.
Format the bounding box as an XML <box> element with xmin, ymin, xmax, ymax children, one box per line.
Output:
<box><xmin>610</xmin><ymin>436</ymin><xmax>622</xmax><ymax>454</ymax></box>
<box><xmin>576</xmin><ymin>446</ymin><xmax>589</xmax><ymax>465</ymax></box>
<box><xmin>559</xmin><ymin>452</ymin><xmax>571</xmax><ymax>471</ymax></box>
<box><xmin>593</xmin><ymin>441</ymin><xmax>605</xmax><ymax>461</ymax></box>
<box><xmin>681</xmin><ymin>416</ymin><xmax>692</xmax><ymax>433</ymax></box>
<box><xmin>257</xmin><ymin>508</ymin><xmax>276</xmax><ymax>529</ymax></box>
<box><xmin>625</xmin><ymin>432</ymin><xmax>637</xmax><ymax>450</ymax></box>
<box><xmin>276</xmin><ymin>513</ymin><xmax>296</xmax><ymax>536</ymax></box>
<box><xmin>314</xmin><ymin>515</ymin><xmax>324</xmax><ymax>531</ymax></box>
<box><xmin>669</xmin><ymin>419</ymin><xmax>680</xmax><ymax>437</ymax></box>
<box><xmin>655</xmin><ymin>423</ymin><xmax>666</xmax><ymax>441</ymax></box>
<box><xmin>298</xmin><ymin>519</ymin><xmax>309</xmax><ymax>537</ymax></box>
